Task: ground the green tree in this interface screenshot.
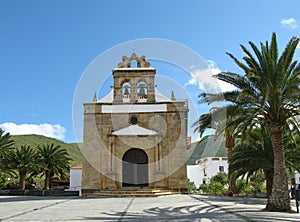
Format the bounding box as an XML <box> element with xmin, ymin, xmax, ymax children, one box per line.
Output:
<box><xmin>199</xmin><ymin>33</ymin><xmax>300</xmax><ymax>211</ymax></box>
<box><xmin>0</xmin><ymin>129</ymin><xmax>14</xmax><ymax>158</ymax></box>
<box><xmin>230</xmin><ymin>126</ymin><xmax>274</xmax><ymax>198</ymax></box>
<box><xmin>1</xmin><ymin>145</ymin><xmax>37</xmax><ymax>190</ymax></box>
<box><xmin>36</xmin><ymin>143</ymin><xmax>72</xmax><ymax>190</ymax></box>
<box><xmin>193</xmin><ymin>99</ymin><xmax>257</xmax><ymax>162</ymax></box>
<box><xmin>284</xmin><ymin>118</ymin><xmax>300</xmax><ymax>173</ymax></box>
<box><xmin>230</xmin><ymin>122</ymin><xmax>299</xmax><ymax>199</ymax></box>
<box><xmin>193</xmin><ymin>103</ymin><xmax>253</xmax><ymax>191</ymax></box>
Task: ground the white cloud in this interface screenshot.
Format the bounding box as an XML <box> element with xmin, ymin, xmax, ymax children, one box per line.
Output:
<box><xmin>186</xmin><ymin>60</ymin><xmax>236</xmax><ymax>93</ymax></box>
<box><xmin>281</xmin><ymin>18</ymin><xmax>298</xmax><ymax>29</ymax></box>
<box><xmin>0</xmin><ymin>122</ymin><xmax>66</xmax><ymax>140</ymax></box>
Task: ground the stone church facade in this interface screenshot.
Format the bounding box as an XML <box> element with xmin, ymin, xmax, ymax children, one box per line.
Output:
<box><xmin>82</xmin><ymin>53</ymin><xmax>189</xmax><ymax>194</ymax></box>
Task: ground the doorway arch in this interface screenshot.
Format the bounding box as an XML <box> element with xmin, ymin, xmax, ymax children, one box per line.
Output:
<box><xmin>122</xmin><ymin>148</ymin><xmax>148</xmax><ymax>187</ymax></box>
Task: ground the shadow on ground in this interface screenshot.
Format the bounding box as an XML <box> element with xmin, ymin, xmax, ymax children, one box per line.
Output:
<box><xmin>82</xmin><ymin>204</ymin><xmax>241</xmax><ymax>221</ymax></box>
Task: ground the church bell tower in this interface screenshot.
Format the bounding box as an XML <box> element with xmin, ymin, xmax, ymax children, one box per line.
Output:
<box><xmin>112</xmin><ymin>53</ymin><xmax>156</xmax><ymax>103</ymax></box>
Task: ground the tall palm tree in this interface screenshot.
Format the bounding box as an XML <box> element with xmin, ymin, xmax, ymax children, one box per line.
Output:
<box><xmin>193</xmin><ymin>104</ymin><xmax>253</xmax><ymax>191</ymax></box>
<box><xmin>284</xmin><ymin>118</ymin><xmax>300</xmax><ymax>173</ymax></box>
<box><xmin>230</xmin><ymin>122</ymin><xmax>299</xmax><ymax>200</ymax></box>
<box><xmin>193</xmin><ymin>106</ymin><xmax>237</xmax><ymax>158</ymax></box>
<box><xmin>36</xmin><ymin>143</ymin><xmax>72</xmax><ymax>190</ymax></box>
<box><xmin>229</xmin><ymin>126</ymin><xmax>274</xmax><ymax>198</ymax></box>
<box><xmin>200</xmin><ymin>33</ymin><xmax>300</xmax><ymax>211</ymax></box>
<box><xmin>1</xmin><ymin>145</ymin><xmax>37</xmax><ymax>190</ymax></box>
<box><xmin>0</xmin><ymin>129</ymin><xmax>14</xmax><ymax>158</ymax></box>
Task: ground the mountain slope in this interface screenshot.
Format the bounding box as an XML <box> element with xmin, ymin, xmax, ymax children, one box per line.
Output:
<box><xmin>186</xmin><ymin>137</ymin><xmax>227</xmax><ymax>165</ymax></box>
<box><xmin>10</xmin><ymin>134</ymin><xmax>226</xmax><ymax>166</ymax></box>
<box><xmin>11</xmin><ymin>134</ymin><xmax>82</xmax><ymax>166</ymax></box>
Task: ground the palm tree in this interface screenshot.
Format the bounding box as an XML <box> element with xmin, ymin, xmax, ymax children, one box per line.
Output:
<box><xmin>193</xmin><ymin>106</ymin><xmax>244</xmax><ymax>158</ymax></box>
<box><xmin>229</xmin><ymin>126</ymin><xmax>274</xmax><ymax>198</ymax></box>
<box><xmin>0</xmin><ymin>129</ymin><xmax>14</xmax><ymax>158</ymax></box>
<box><xmin>230</xmin><ymin>122</ymin><xmax>299</xmax><ymax>201</ymax></box>
<box><xmin>36</xmin><ymin>143</ymin><xmax>72</xmax><ymax>190</ymax></box>
<box><xmin>284</xmin><ymin>118</ymin><xmax>300</xmax><ymax>173</ymax></box>
<box><xmin>200</xmin><ymin>33</ymin><xmax>300</xmax><ymax>211</ymax></box>
<box><xmin>1</xmin><ymin>145</ymin><xmax>37</xmax><ymax>190</ymax></box>
<box><xmin>193</xmin><ymin>105</ymin><xmax>252</xmax><ymax>191</ymax></box>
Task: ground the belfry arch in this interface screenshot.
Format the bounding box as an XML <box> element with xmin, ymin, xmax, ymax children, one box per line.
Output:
<box><xmin>122</xmin><ymin>82</ymin><xmax>131</xmax><ymax>102</ymax></box>
<box><xmin>113</xmin><ymin>53</ymin><xmax>155</xmax><ymax>103</ymax></box>
<box><xmin>137</xmin><ymin>81</ymin><xmax>148</xmax><ymax>101</ymax></box>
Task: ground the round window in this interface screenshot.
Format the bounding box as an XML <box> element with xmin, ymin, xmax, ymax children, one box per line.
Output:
<box><xmin>130</xmin><ymin>116</ymin><xmax>138</xmax><ymax>125</ymax></box>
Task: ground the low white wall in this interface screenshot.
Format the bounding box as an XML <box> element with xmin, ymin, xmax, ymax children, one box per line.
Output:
<box><xmin>295</xmin><ymin>171</ymin><xmax>300</xmax><ymax>184</ymax></box>
<box><xmin>69</xmin><ymin>168</ymin><xmax>82</xmax><ymax>191</ymax></box>
<box><xmin>187</xmin><ymin>165</ymin><xmax>202</xmax><ymax>188</ymax></box>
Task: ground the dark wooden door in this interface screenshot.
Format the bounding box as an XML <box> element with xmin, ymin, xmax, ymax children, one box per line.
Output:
<box><xmin>122</xmin><ymin>148</ymin><xmax>148</xmax><ymax>187</ymax></box>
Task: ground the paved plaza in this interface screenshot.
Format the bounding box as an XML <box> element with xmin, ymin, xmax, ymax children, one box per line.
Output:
<box><xmin>0</xmin><ymin>195</ymin><xmax>299</xmax><ymax>221</ymax></box>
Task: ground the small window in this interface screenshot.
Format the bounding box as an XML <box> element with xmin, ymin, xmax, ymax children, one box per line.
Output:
<box><xmin>130</xmin><ymin>116</ymin><xmax>138</xmax><ymax>125</ymax></box>
<box><xmin>219</xmin><ymin>166</ymin><xmax>224</xmax><ymax>172</ymax></box>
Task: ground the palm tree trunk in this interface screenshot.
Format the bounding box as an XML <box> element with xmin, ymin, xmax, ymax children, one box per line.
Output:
<box><xmin>267</xmin><ymin>124</ymin><xmax>290</xmax><ymax>212</ymax></box>
<box><xmin>264</xmin><ymin>169</ymin><xmax>274</xmax><ymax>209</ymax></box>
<box><xmin>225</xmin><ymin>135</ymin><xmax>235</xmax><ymax>158</ymax></box>
<box><xmin>19</xmin><ymin>171</ymin><xmax>26</xmax><ymax>190</ymax></box>
<box><xmin>226</xmin><ymin>135</ymin><xmax>235</xmax><ymax>190</ymax></box>
<box><xmin>49</xmin><ymin>171</ymin><xmax>54</xmax><ymax>189</ymax></box>
<box><xmin>264</xmin><ymin>169</ymin><xmax>273</xmax><ymax>198</ymax></box>
<box><xmin>44</xmin><ymin>170</ymin><xmax>50</xmax><ymax>190</ymax></box>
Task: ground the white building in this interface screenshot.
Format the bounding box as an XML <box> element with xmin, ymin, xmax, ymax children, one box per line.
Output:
<box><xmin>187</xmin><ymin>157</ymin><xmax>228</xmax><ymax>188</ymax></box>
<box><xmin>66</xmin><ymin>166</ymin><xmax>83</xmax><ymax>195</ymax></box>
<box><xmin>295</xmin><ymin>171</ymin><xmax>300</xmax><ymax>184</ymax></box>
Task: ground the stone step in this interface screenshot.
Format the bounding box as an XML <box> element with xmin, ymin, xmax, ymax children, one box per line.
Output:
<box><xmin>83</xmin><ymin>189</ymin><xmax>181</xmax><ymax>197</ymax></box>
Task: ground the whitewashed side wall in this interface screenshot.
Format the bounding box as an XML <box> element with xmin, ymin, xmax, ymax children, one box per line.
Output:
<box><xmin>204</xmin><ymin>159</ymin><xmax>228</xmax><ymax>183</ymax></box>
<box><xmin>70</xmin><ymin>168</ymin><xmax>83</xmax><ymax>190</ymax></box>
<box><xmin>295</xmin><ymin>171</ymin><xmax>300</xmax><ymax>184</ymax></box>
<box><xmin>187</xmin><ymin>165</ymin><xmax>203</xmax><ymax>188</ymax></box>
<box><xmin>187</xmin><ymin>157</ymin><xmax>229</xmax><ymax>187</ymax></box>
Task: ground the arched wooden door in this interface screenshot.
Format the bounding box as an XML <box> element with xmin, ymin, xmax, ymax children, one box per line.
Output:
<box><xmin>122</xmin><ymin>148</ymin><xmax>148</xmax><ymax>187</ymax></box>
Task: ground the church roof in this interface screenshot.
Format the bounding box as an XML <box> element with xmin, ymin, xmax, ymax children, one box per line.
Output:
<box><xmin>99</xmin><ymin>90</ymin><xmax>114</xmax><ymax>103</ymax></box>
<box><xmin>98</xmin><ymin>89</ymin><xmax>171</xmax><ymax>103</ymax></box>
<box><xmin>112</xmin><ymin>125</ymin><xmax>157</xmax><ymax>136</ymax></box>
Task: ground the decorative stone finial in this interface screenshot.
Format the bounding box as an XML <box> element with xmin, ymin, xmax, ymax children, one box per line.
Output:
<box><xmin>171</xmin><ymin>91</ymin><xmax>176</xmax><ymax>101</ymax></box>
<box><xmin>93</xmin><ymin>92</ymin><xmax>98</xmax><ymax>102</ymax></box>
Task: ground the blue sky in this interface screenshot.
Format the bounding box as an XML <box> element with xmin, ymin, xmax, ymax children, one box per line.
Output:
<box><xmin>1</xmin><ymin>0</ymin><xmax>300</xmax><ymax>142</ymax></box>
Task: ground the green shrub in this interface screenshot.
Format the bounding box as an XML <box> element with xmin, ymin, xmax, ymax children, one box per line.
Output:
<box><xmin>199</xmin><ymin>183</ymin><xmax>210</xmax><ymax>193</ymax></box>
<box><xmin>188</xmin><ymin>181</ymin><xmax>198</xmax><ymax>194</ymax></box>
<box><xmin>232</xmin><ymin>179</ymin><xmax>246</xmax><ymax>194</ymax></box>
<box><xmin>210</xmin><ymin>172</ymin><xmax>229</xmax><ymax>185</ymax></box>
<box><xmin>231</xmin><ymin>179</ymin><xmax>267</xmax><ymax>196</ymax></box>
<box><xmin>208</xmin><ymin>182</ymin><xmax>226</xmax><ymax>196</ymax></box>
<box><xmin>244</xmin><ymin>184</ymin><xmax>256</xmax><ymax>195</ymax></box>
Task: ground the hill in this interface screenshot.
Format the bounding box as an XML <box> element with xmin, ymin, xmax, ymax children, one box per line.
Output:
<box><xmin>11</xmin><ymin>134</ymin><xmax>82</xmax><ymax>166</ymax></box>
<box><xmin>186</xmin><ymin>136</ymin><xmax>227</xmax><ymax>165</ymax></box>
<box><xmin>10</xmin><ymin>134</ymin><xmax>226</xmax><ymax>166</ymax></box>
